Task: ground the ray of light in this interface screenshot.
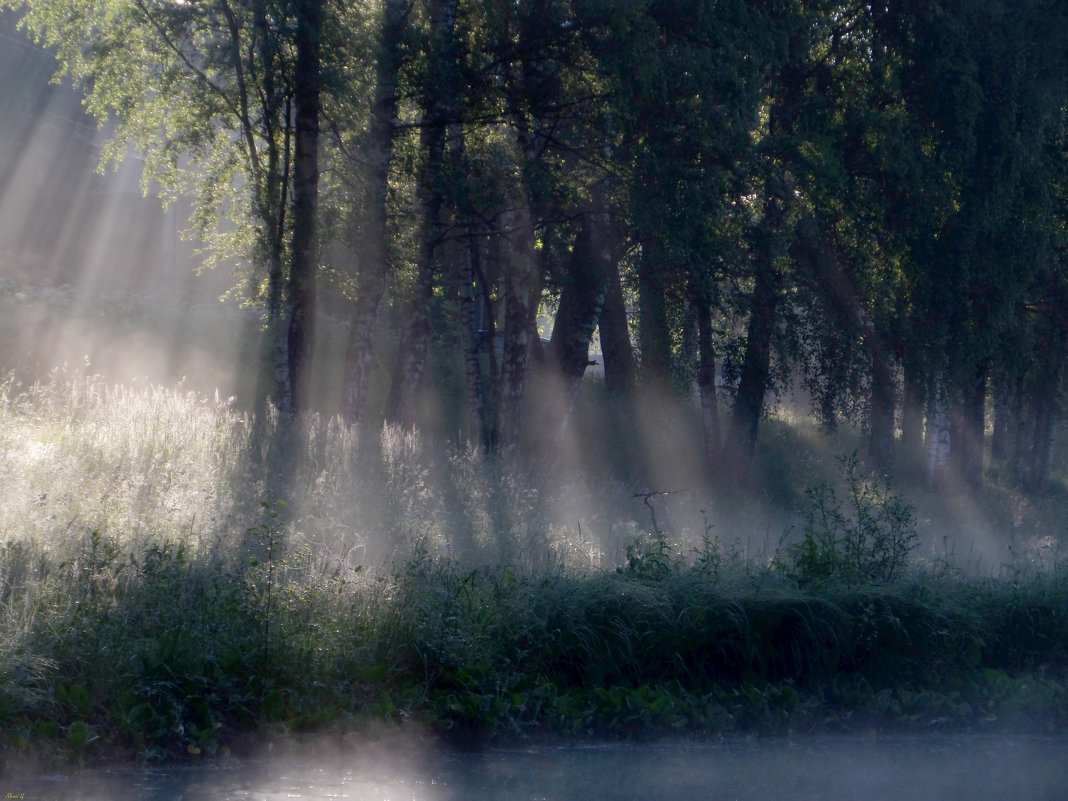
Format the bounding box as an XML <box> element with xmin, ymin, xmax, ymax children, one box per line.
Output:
<box><xmin>1</xmin><ymin>11</ymin><xmax>251</xmax><ymax>398</ymax></box>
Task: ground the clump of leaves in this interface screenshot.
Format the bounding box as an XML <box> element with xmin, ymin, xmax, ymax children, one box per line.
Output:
<box><xmin>778</xmin><ymin>452</ymin><xmax>918</xmax><ymax>587</ymax></box>
<box><xmin>617</xmin><ymin>531</ymin><xmax>677</xmax><ymax>580</ymax></box>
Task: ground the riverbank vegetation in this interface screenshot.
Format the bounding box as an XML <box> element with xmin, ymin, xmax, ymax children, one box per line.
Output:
<box><xmin>2</xmin><ymin>376</ymin><xmax>1067</xmax><ymax>769</ymax></box>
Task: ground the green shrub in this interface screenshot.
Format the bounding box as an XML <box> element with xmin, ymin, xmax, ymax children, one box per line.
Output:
<box><xmin>617</xmin><ymin>531</ymin><xmax>678</xmax><ymax>580</ymax></box>
<box><xmin>778</xmin><ymin>453</ymin><xmax>918</xmax><ymax>587</ymax></box>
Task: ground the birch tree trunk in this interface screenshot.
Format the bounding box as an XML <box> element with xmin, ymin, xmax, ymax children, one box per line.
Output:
<box><xmin>924</xmin><ymin>370</ymin><xmax>951</xmax><ymax>487</ymax></box>
<box><xmin>600</xmin><ymin>256</ymin><xmax>636</xmax><ymax>396</ymax></box>
<box><xmin>990</xmin><ymin>371</ymin><xmax>1014</xmax><ymax>466</ymax></box>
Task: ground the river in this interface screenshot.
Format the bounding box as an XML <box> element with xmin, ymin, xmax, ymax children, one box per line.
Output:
<box><xmin>7</xmin><ymin>732</ymin><xmax>1067</xmax><ymax>800</ymax></box>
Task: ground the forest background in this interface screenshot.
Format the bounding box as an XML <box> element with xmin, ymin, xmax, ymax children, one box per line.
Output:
<box><xmin>2</xmin><ymin>0</ymin><xmax>1068</xmax><ymax>564</ymax></box>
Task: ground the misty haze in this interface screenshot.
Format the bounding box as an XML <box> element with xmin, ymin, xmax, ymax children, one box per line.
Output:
<box><xmin>2</xmin><ymin>1</ymin><xmax>1068</xmax><ymax>799</ymax></box>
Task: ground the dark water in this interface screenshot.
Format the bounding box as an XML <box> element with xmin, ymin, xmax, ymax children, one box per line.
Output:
<box><xmin>7</xmin><ymin>733</ymin><xmax>1068</xmax><ymax>800</ymax></box>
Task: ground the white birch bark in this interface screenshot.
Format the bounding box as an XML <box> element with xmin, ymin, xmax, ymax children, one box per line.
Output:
<box><xmin>924</xmin><ymin>371</ymin><xmax>951</xmax><ymax>487</ymax></box>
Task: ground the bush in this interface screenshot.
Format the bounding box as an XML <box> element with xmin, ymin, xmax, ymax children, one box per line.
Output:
<box><xmin>778</xmin><ymin>453</ymin><xmax>918</xmax><ymax>587</ymax></box>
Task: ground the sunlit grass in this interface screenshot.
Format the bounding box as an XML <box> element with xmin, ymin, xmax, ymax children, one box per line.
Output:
<box><xmin>0</xmin><ymin>370</ymin><xmax>248</xmax><ymax>553</ymax></box>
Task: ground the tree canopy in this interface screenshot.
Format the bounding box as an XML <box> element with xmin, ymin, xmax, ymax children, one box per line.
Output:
<box><xmin>8</xmin><ymin>0</ymin><xmax>1068</xmax><ymax>491</ymax></box>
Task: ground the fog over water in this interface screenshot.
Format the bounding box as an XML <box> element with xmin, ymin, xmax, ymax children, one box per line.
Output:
<box><xmin>10</xmin><ymin>733</ymin><xmax>1068</xmax><ymax>801</ymax></box>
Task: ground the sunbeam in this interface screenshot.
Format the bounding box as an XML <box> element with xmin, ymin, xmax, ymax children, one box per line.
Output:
<box><xmin>3</xmin><ymin>0</ymin><xmax>1068</xmax><ymax>789</ymax></box>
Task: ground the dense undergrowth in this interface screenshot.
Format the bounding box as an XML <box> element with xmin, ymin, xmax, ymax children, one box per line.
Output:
<box><xmin>2</xmin><ymin>374</ymin><xmax>1068</xmax><ymax>769</ymax></box>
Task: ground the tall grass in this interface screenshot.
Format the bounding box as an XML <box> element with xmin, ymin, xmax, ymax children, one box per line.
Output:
<box><xmin>1</xmin><ymin>374</ymin><xmax>1067</xmax><ymax>768</ymax></box>
<box><xmin>0</xmin><ymin>370</ymin><xmax>249</xmax><ymax>549</ymax></box>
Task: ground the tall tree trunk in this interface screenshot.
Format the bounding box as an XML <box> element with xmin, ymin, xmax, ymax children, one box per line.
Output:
<box><xmin>498</xmin><ymin>203</ymin><xmax>541</xmax><ymax>450</ymax></box>
<box><xmin>1009</xmin><ymin>375</ymin><xmax>1030</xmax><ymax>483</ymax></box>
<box><xmin>460</xmin><ymin>228</ymin><xmax>488</xmax><ymax>450</ymax></box>
<box><xmin>595</xmin><ymin>225</ymin><xmax>638</xmax><ymax>481</ymax></box>
<box><xmin>342</xmin><ymin>273</ymin><xmax>386</xmax><ymax>426</ymax></box>
<box><xmin>900</xmin><ymin>360</ymin><xmax>925</xmax><ymax>466</ymax></box>
<box><xmin>265</xmin><ymin>247</ymin><xmax>291</xmax><ymax>417</ymax></box>
<box><xmin>445</xmin><ymin>94</ymin><xmax>487</xmax><ymax>450</ymax></box>
<box><xmin>263</xmin><ymin>0</ymin><xmax>320</xmax><ymax>503</ymax></box>
<box><xmin>727</xmin><ymin>189</ymin><xmax>787</xmax><ymax>477</ymax></box>
<box><xmin>637</xmin><ymin>238</ymin><xmax>672</xmax><ymax>385</ymax></box>
<box><xmin>385</xmin><ymin>259</ymin><xmax>433</xmax><ymax>426</ymax></box>
<box><xmin>868</xmin><ymin>336</ymin><xmax>895</xmax><ymax>475</ymax></box>
<box><xmin>990</xmin><ymin>370</ymin><xmax>1013</xmax><ymax>465</ymax></box>
<box><xmin>286</xmin><ymin>0</ymin><xmax>322</xmax><ymax>419</ymax></box>
<box><xmin>385</xmin><ymin>0</ymin><xmax>457</xmax><ymax>427</ymax></box>
<box><xmin>236</xmin><ymin>0</ymin><xmax>290</xmax><ymax>422</ymax></box>
<box><xmin>547</xmin><ymin>208</ymin><xmax>610</xmax><ymax>440</ymax></box>
<box><xmin>1028</xmin><ymin>327</ymin><xmax>1067</xmax><ymax>492</ymax></box>
<box><xmin>340</xmin><ymin>0</ymin><xmax>407</xmax><ymax>426</ymax></box>
<box><xmin>600</xmin><ymin>256</ymin><xmax>635</xmax><ymax>396</ymax></box>
<box><xmin>727</xmin><ymin>260</ymin><xmax>779</xmax><ymax>475</ymax></box>
<box><xmin>497</xmin><ymin>48</ymin><xmax>552</xmax><ymax>451</ymax></box>
<box><xmin>958</xmin><ymin>362</ymin><xmax>988</xmax><ymax>486</ymax></box>
<box><xmin>924</xmin><ymin>369</ymin><xmax>951</xmax><ymax>487</ymax></box>
<box><xmin>476</xmin><ymin>234</ymin><xmax>502</xmax><ymax>447</ymax></box>
<box><xmin>1029</xmin><ymin>392</ymin><xmax>1060</xmax><ymax>493</ymax></box>
<box><xmin>694</xmin><ymin>291</ymin><xmax>720</xmax><ymax>476</ymax></box>
<box><xmin>261</xmin><ymin>149</ymin><xmax>291</xmax><ymax>418</ymax></box>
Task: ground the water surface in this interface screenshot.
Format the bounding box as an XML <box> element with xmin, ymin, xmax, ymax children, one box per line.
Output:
<box><xmin>8</xmin><ymin>732</ymin><xmax>1066</xmax><ymax>800</ymax></box>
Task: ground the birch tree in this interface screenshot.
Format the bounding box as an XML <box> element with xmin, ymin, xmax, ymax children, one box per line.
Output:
<box><xmin>8</xmin><ymin>0</ymin><xmax>324</xmax><ymax>420</ymax></box>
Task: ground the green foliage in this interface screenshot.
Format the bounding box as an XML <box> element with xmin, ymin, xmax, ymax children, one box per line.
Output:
<box><xmin>6</xmin><ymin>0</ymin><xmax>1068</xmax><ymax>494</ymax></box>
<box><xmin>777</xmin><ymin>453</ymin><xmax>919</xmax><ymax>587</ymax></box>
<box><xmin>617</xmin><ymin>531</ymin><xmax>677</xmax><ymax>580</ymax></box>
<box><xmin>616</xmin><ymin>527</ymin><xmax>729</xmax><ymax>583</ymax></box>
<box><xmin>2</xmin><ymin>516</ymin><xmax>1068</xmax><ymax>765</ymax></box>
<box><xmin>244</xmin><ymin>501</ymin><xmax>289</xmax><ymax>671</ymax></box>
